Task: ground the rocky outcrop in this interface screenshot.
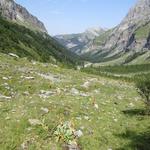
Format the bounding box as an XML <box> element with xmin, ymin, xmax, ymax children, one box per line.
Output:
<box><xmin>103</xmin><ymin>0</ymin><xmax>150</xmax><ymax>53</ymax></box>
<box><xmin>0</xmin><ymin>0</ymin><xmax>47</xmax><ymax>33</ymax></box>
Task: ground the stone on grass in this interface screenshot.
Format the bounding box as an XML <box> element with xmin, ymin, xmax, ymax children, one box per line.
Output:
<box><xmin>129</xmin><ymin>103</ymin><xmax>134</xmax><ymax>107</ymax></box>
<box><xmin>39</xmin><ymin>90</ymin><xmax>55</xmax><ymax>99</ymax></box>
<box><xmin>63</xmin><ymin>143</ymin><xmax>80</xmax><ymax>150</ymax></box>
<box><xmin>2</xmin><ymin>77</ymin><xmax>9</xmax><ymax>80</ymax></box>
<box><xmin>23</xmin><ymin>91</ymin><xmax>30</xmax><ymax>96</ymax></box>
<box><xmin>81</xmin><ymin>81</ymin><xmax>90</xmax><ymax>89</ymax></box>
<box><xmin>24</xmin><ymin>76</ymin><xmax>35</xmax><ymax>80</ymax></box>
<box><xmin>0</xmin><ymin>94</ymin><xmax>11</xmax><ymax>100</ymax></box>
<box><xmin>28</xmin><ymin>119</ymin><xmax>42</xmax><ymax>126</ymax></box>
<box><xmin>40</xmin><ymin>107</ymin><xmax>49</xmax><ymax>113</ymax></box>
<box><xmin>70</xmin><ymin>88</ymin><xmax>79</xmax><ymax>95</ymax></box>
<box><xmin>74</xmin><ymin>130</ymin><xmax>83</xmax><ymax>137</ymax></box>
<box><xmin>37</xmin><ymin>73</ymin><xmax>61</xmax><ymax>82</ymax></box>
<box><xmin>9</xmin><ymin>53</ymin><xmax>19</xmax><ymax>58</ymax></box>
<box><xmin>80</xmin><ymin>93</ymin><xmax>89</xmax><ymax>97</ymax></box>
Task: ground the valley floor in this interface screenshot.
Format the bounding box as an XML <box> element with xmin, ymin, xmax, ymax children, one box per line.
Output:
<box><xmin>0</xmin><ymin>53</ymin><xmax>150</xmax><ymax>150</ymax></box>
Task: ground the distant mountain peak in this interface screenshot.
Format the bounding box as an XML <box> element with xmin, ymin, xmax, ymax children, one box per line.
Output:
<box><xmin>54</xmin><ymin>27</ymin><xmax>107</xmax><ymax>54</ymax></box>
<box><xmin>85</xmin><ymin>27</ymin><xmax>107</xmax><ymax>37</ymax></box>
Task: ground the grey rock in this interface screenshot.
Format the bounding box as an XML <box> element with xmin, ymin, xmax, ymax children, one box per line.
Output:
<box><xmin>28</xmin><ymin>119</ymin><xmax>42</xmax><ymax>126</ymax></box>
<box><xmin>63</xmin><ymin>144</ymin><xmax>80</xmax><ymax>150</ymax></box>
<box><xmin>74</xmin><ymin>130</ymin><xmax>83</xmax><ymax>137</ymax></box>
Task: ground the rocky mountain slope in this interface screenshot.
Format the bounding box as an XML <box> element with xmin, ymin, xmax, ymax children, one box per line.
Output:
<box><xmin>54</xmin><ymin>27</ymin><xmax>107</xmax><ymax>55</ymax></box>
<box><xmin>0</xmin><ymin>0</ymin><xmax>47</xmax><ymax>33</ymax></box>
<box><xmin>85</xmin><ymin>0</ymin><xmax>150</xmax><ymax>65</ymax></box>
<box><xmin>56</xmin><ymin>0</ymin><xmax>150</xmax><ymax>65</ymax></box>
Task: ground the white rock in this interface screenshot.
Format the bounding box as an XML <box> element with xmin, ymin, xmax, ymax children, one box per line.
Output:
<box><xmin>28</xmin><ymin>119</ymin><xmax>42</xmax><ymax>126</ymax></box>
<box><xmin>39</xmin><ymin>90</ymin><xmax>55</xmax><ymax>99</ymax></box>
<box><xmin>129</xmin><ymin>103</ymin><xmax>134</xmax><ymax>107</ymax></box>
<box><xmin>5</xmin><ymin>116</ymin><xmax>10</xmax><ymax>120</ymax></box>
<box><xmin>0</xmin><ymin>94</ymin><xmax>11</xmax><ymax>100</ymax></box>
<box><xmin>37</xmin><ymin>73</ymin><xmax>61</xmax><ymax>82</ymax></box>
<box><xmin>114</xmin><ymin>119</ymin><xmax>118</xmax><ymax>122</ymax></box>
<box><xmin>84</xmin><ymin>116</ymin><xmax>89</xmax><ymax>120</ymax></box>
<box><xmin>94</xmin><ymin>104</ymin><xmax>99</xmax><ymax>109</ymax></box>
<box><xmin>80</xmin><ymin>93</ymin><xmax>89</xmax><ymax>97</ymax></box>
<box><xmin>2</xmin><ymin>77</ymin><xmax>8</xmax><ymax>80</ymax></box>
<box><xmin>9</xmin><ymin>53</ymin><xmax>19</xmax><ymax>58</ymax></box>
<box><xmin>41</xmin><ymin>107</ymin><xmax>49</xmax><ymax>113</ymax></box>
<box><xmin>74</xmin><ymin>130</ymin><xmax>83</xmax><ymax>137</ymax></box>
<box><xmin>24</xmin><ymin>77</ymin><xmax>35</xmax><ymax>80</ymax></box>
<box><xmin>70</xmin><ymin>88</ymin><xmax>79</xmax><ymax>95</ymax></box>
<box><xmin>81</xmin><ymin>81</ymin><xmax>90</xmax><ymax>88</ymax></box>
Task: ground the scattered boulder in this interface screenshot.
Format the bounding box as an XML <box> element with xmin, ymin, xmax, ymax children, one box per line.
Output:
<box><xmin>24</xmin><ymin>76</ymin><xmax>35</xmax><ymax>80</ymax></box>
<box><xmin>63</xmin><ymin>144</ymin><xmax>80</xmax><ymax>150</ymax></box>
<box><xmin>9</xmin><ymin>53</ymin><xmax>19</xmax><ymax>58</ymax></box>
<box><xmin>81</xmin><ymin>81</ymin><xmax>90</xmax><ymax>89</ymax></box>
<box><xmin>70</xmin><ymin>88</ymin><xmax>79</xmax><ymax>95</ymax></box>
<box><xmin>0</xmin><ymin>94</ymin><xmax>11</xmax><ymax>101</ymax></box>
<box><xmin>28</xmin><ymin>119</ymin><xmax>42</xmax><ymax>126</ymax></box>
<box><xmin>39</xmin><ymin>90</ymin><xmax>55</xmax><ymax>99</ymax></box>
<box><xmin>40</xmin><ymin>107</ymin><xmax>49</xmax><ymax>113</ymax></box>
<box><xmin>70</xmin><ymin>88</ymin><xmax>89</xmax><ymax>97</ymax></box>
<box><xmin>2</xmin><ymin>77</ymin><xmax>9</xmax><ymax>80</ymax></box>
<box><xmin>80</xmin><ymin>93</ymin><xmax>89</xmax><ymax>97</ymax></box>
<box><xmin>23</xmin><ymin>91</ymin><xmax>30</xmax><ymax>96</ymax></box>
<box><xmin>74</xmin><ymin>130</ymin><xmax>83</xmax><ymax>138</ymax></box>
<box><xmin>94</xmin><ymin>103</ymin><xmax>99</xmax><ymax>109</ymax></box>
<box><xmin>129</xmin><ymin>103</ymin><xmax>134</xmax><ymax>107</ymax></box>
<box><xmin>37</xmin><ymin>73</ymin><xmax>61</xmax><ymax>82</ymax></box>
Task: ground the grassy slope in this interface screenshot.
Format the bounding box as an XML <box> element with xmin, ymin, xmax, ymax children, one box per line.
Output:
<box><xmin>0</xmin><ymin>17</ymin><xmax>81</xmax><ymax>66</ymax></box>
<box><xmin>135</xmin><ymin>22</ymin><xmax>150</xmax><ymax>40</ymax></box>
<box><xmin>0</xmin><ymin>53</ymin><xmax>150</xmax><ymax>150</ymax></box>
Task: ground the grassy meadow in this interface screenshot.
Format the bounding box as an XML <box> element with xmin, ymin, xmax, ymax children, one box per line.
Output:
<box><xmin>0</xmin><ymin>53</ymin><xmax>150</xmax><ymax>150</ymax></box>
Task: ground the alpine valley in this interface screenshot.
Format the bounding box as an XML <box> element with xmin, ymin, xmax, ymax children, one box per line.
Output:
<box><xmin>0</xmin><ymin>0</ymin><xmax>150</xmax><ymax>150</ymax></box>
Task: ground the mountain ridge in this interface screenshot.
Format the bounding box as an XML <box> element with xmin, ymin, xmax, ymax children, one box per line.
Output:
<box><xmin>54</xmin><ymin>27</ymin><xmax>107</xmax><ymax>54</ymax></box>
<box><xmin>0</xmin><ymin>0</ymin><xmax>47</xmax><ymax>33</ymax></box>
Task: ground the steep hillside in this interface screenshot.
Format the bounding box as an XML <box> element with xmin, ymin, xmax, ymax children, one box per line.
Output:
<box><xmin>54</xmin><ymin>27</ymin><xmax>107</xmax><ymax>55</ymax></box>
<box><xmin>0</xmin><ymin>0</ymin><xmax>47</xmax><ymax>33</ymax></box>
<box><xmin>0</xmin><ymin>17</ymin><xmax>81</xmax><ymax>66</ymax></box>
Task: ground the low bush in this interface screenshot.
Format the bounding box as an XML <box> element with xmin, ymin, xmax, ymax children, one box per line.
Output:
<box><xmin>136</xmin><ymin>77</ymin><xmax>150</xmax><ymax>113</ymax></box>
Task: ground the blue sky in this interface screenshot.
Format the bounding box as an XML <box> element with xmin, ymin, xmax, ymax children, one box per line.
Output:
<box><xmin>16</xmin><ymin>0</ymin><xmax>137</xmax><ymax>35</ymax></box>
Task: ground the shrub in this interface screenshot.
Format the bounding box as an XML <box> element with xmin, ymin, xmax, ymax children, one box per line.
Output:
<box><xmin>54</xmin><ymin>121</ymin><xmax>76</xmax><ymax>144</ymax></box>
<box><xmin>136</xmin><ymin>77</ymin><xmax>150</xmax><ymax>113</ymax></box>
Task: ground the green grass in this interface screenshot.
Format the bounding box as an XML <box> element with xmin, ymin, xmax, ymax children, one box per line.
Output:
<box><xmin>81</xmin><ymin>64</ymin><xmax>150</xmax><ymax>82</ymax></box>
<box><xmin>0</xmin><ymin>53</ymin><xmax>150</xmax><ymax>150</ymax></box>
<box><xmin>135</xmin><ymin>22</ymin><xmax>150</xmax><ymax>40</ymax></box>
